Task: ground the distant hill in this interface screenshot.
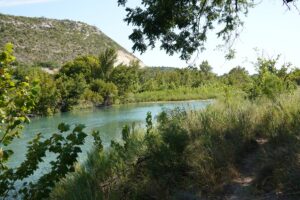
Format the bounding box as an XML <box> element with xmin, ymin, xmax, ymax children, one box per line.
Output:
<box><xmin>0</xmin><ymin>14</ymin><xmax>144</xmax><ymax>67</ymax></box>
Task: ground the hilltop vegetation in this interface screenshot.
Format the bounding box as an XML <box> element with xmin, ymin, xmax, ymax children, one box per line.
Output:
<box><xmin>0</xmin><ymin>14</ymin><xmax>140</xmax><ymax>66</ymax></box>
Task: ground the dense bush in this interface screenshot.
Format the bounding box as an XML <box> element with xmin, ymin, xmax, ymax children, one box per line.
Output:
<box><xmin>248</xmin><ymin>57</ymin><xmax>296</xmax><ymax>100</ymax></box>
<box><xmin>90</xmin><ymin>79</ymin><xmax>118</xmax><ymax>106</ymax></box>
<box><xmin>110</xmin><ymin>63</ymin><xmax>140</xmax><ymax>96</ymax></box>
<box><xmin>55</xmin><ymin>74</ymin><xmax>87</xmax><ymax>112</ymax></box>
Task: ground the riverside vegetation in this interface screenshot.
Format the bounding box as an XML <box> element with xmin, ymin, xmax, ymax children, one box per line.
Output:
<box><xmin>13</xmin><ymin>47</ymin><xmax>233</xmax><ymax>115</ymax></box>
<box><xmin>13</xmin><ymin>45</ymin><xmax>300</xmax><ymax>116</ymax></box>
<box><xmin>1</xmin><ymin>43</ymin><xmax>300</xmax><ymax>199</ymax></box>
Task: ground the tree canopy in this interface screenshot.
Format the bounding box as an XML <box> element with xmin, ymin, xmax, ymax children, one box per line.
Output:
<box><xmin>118</xmin><ymin>0</ymin><xmax>293</xmax><ymax>60</ymax></box>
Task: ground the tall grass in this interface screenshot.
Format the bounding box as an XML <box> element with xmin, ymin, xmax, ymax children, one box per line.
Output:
<box><xmin>51</xmin><ymin>90</ymin><xmax>300</xmax><ymax>199</ymax></box>
<box><xmin>131</xmin><ymin>84</ymin><xmax>241</xmax><ymax>103</ymax></box>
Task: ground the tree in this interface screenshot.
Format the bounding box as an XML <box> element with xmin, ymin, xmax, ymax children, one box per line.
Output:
<box><xmin>14</xmin><ymin>66</ymin><xmax>60</xmax><ymax>115</ymax></box>
<box><xmin>288</xmin><ymin>68</ymin><xmax>300</xmax><ymax>85</ymax></box>
<box><xmin>33</xmin><ymin>73</ymin><xmax>60</xmax><ymax>115</ymax></box>
<box><xmin>199</xmin><ymin>60</ymin><xmax>213</xmax><ymax>75</ymax></box>
<box><xmin>0</xmin><ymin>43</ymin><xmax>36</xmax><ymax>197</ymax></box>
<box><xmin>256</xmin><ymin>57</ymin><xmax>279</xmax><ymax>75</ymax></box>
<box><xmin>110</xmin><ymin>63</ymin><xmax>140</xmax><ymax>96</ymax></box>
<box><xmin>224</xmin><ymin>66</ymin><xmax>252</xmax><ymax>90</ymax></box>
<box><xmin>0</xmin><ymin>43</ymin><xmax>36</xmax><ymax>150</ymax></box>
<box><xmin>55</xmin><ymin>74</ymin><xmax>87</xmax><ymax>112</ymax></box>
<box><xmin>118</xmin><ymin>0</ymin><xmax>253</xmax><ymax>60</ymax></box>
<box><xmin>99</xmin><ymin>48</ymin><xmax>117</xmax><ymax>81</ymax></box>
<box><xmin>90</xmin><ymin>79</ymin><xmax>118</xmax><ymax>106</ymax></box>
<box><xmin>248</xmin><ymin>57</ymin><xmax>295</xmax><ymax>99</ymax></box>
<box><xmin>59</xmin><ymin>55</ymin><xmax>99</xmax><ymax>83</ymax></box>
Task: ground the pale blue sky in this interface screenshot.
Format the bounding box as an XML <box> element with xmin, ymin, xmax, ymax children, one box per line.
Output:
<box><xmin>0</xmin><ymin>0</ymin><xmax>299</xmax><ymax>74</ymax></box>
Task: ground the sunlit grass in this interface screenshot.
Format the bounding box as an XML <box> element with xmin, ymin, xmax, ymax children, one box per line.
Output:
<box><xmin>132</xmin><ymin>85</ymin><xmax>242</xmax><ymax>102</ymax></box>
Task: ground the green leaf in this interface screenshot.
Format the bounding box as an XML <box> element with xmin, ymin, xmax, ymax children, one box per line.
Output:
<box><xmin>58</xmin><ymin>123</ymin><xmax>70</xmax><ymax>132</ymax></box>
<box><xmin>73</xmin><ymin>124</ymin><xmax>85</xmax><ymax>133</ymax></box>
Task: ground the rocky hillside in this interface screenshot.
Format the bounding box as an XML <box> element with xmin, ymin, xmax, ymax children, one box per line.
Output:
<box><xmin>0</xmin><ymin>14</ymin><xmax>144</xmax><ymax>67</ymax></box>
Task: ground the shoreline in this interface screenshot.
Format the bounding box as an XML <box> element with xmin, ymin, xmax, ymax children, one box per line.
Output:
<box><xmin>29</xmin><ymin>98</ymin><xmax>215</xmax><ymax>118</ymax></box>
<box><xmin>113</xmin><ymin>98</ymin><xmax>214</xmax><ymax>106</ymax></box>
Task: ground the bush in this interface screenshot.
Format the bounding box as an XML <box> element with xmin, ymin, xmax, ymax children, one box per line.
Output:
<box><xmin>90</xmin><ymin>79</ymin><xmax>118</xmax><ymax>106</ymax></box>
<box><xmin>81</xmin><ymin>89</ymin><xmax>104</xmax><ymax>106</ymax></box>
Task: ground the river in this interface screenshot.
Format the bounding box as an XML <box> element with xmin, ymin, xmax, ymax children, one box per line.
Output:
<box><xmin>8</xmin><ymin>100</ymin><xmax>211</xmax><ymax>175</ymax></box>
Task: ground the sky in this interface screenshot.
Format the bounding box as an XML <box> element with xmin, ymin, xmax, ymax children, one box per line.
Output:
<box><xmin>0</xmin><ymin>0</ymin><xmax>300</xmax><ymax>74</ymax></box>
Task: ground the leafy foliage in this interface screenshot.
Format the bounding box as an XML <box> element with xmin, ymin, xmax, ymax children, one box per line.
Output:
<box><xmin>90</xmin><ymin>79</ymin><xmax>118</xmax><ymax>106</ymax></box>
<box><xmin>17</xmin><ymin>124</ymin><xmax>90</xmax><ymax>199</ymax></box>
<box><xmin>248</xmin><ymin>57</ymin><xmax>296</xmax><ymax>99</ymax></box>
<box><xmin>99</xmin><ymin>48</ymin><xmax>117</xmax><ymax>81</ymax></box>
<box><xmin>199</xmin><ymin>60</ymin><xmax>213</xmax><ymax>75</ymax></box>
<box><xmin>10</xmin><ymin>51</ymin><xmax>300</xmax><ymax>115</ymax></box>
<box><xmin>222</xmin><ymin>66</ymin><xmax>253</xmax><ymax>91</ymax></box>
<box><xmin>0</xmin><ymin>122</ymin><xmax>99</xmax><ymax>200</ymax></box>
<box><xmin>110</xmin><ymin>63</ymin><xmax>140</xmax><ymax>96</ymax></box>
<box><xmin>0</xmin><ymin>43</ymin><xmax>36</xmax><ymax>178</ymax></box>
<box><xmin>118</xmin><ymin>0</ymin><xmax>253</xmax><ymax>60</ymax></box>
<box><xmin>288</xmin><ymin>68</ymin><xmax>300</xmax><ymax>85</ymax></box>
<box><xmin>14</xmin><ymin>66</ymin><xmax>60</xmax><ymax>115</ymax></box>
<box><xmin>59</xmin><ymin>55</ymin><xmax>99</xmax><ymax>83</ymax></box>
<box><xmin>55</xmin><ymin>74</ymin><xmax>87</xmax><ymax>112</ymax></box>
<box><xmin>0</xmin><ymin>44</ymin><xmax>102</xmax><ymax>199</ymax></box>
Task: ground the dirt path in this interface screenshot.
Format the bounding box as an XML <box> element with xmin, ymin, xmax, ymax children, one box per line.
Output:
<box><xmin>225</xmin><ymin>139</ymin><xmax>268</xmax><ymax>200</ymax></box>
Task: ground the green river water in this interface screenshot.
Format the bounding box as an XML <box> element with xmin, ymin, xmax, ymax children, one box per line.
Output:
<box><xmin>7</xmin><ymin>100</ymin><xmax>211</xmax><ymax>184</ymax></box>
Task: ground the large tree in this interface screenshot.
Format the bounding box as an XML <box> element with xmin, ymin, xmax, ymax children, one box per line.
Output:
<box><xmin>118</xmin><ymin>0</ymin><xmax>293</xmax><ymax>60</ymax></box>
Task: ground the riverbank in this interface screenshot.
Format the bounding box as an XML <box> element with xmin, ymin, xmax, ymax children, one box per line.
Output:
<box><xmin>130</xmin><ymin>86</ymin><xmax>222</xmax><ymax>102</ymax></box>
<box><xmin>50</xmin><ymin>91</ymin><xmax>300</xmax><ymax>200</ymax></box>
<box><xmin>72</xmin><ymin>85</ymin><xmax>240</xmax><ymax>111</ymax></box>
